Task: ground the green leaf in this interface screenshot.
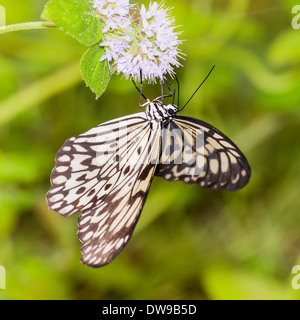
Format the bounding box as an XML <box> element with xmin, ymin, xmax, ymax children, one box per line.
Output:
<box><xmin>41</xmin><ymin>0</ymin><xmax>102</xmax><ymax>46</ymax></box>
<box><xmin>80</xmin><ymin>44</ymin><xmax>111</xmax><ymax>98</ymax></box>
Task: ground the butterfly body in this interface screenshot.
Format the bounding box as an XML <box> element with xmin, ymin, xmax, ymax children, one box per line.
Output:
<box><xmin>47</xmin><ymin>99</ymin><xmax>251</xmax><ymax>267</ymax></box>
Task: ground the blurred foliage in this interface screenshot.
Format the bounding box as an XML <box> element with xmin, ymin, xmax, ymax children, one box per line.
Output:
<box><xmin>0</xmin><ymin>0</ymin><xmax>300</xmax><ymax>300</ymax></box>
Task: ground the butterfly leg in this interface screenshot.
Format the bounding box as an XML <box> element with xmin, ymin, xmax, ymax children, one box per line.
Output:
<box><xmin>131</xmin><ymin>72</ymin><xmax>147</xmax><ymax>107</ymax></box>
<box><xmin>139</xmin><ymin>70</ymin><xmax>144</xmax><ymax>107</ymax></box>
<box><xmin>161</xmin><ymin>80</ymin><xmax>164</xmax><ymax>105</ymax></box>
<box><xmin>165</xmin><ymin>81</ymin><xmax>176</xmax><ymax>104</ymax></box>
<box><xmin>154</xmin><ymin>80</ymin><xmax>175</xmax><ymax>105</ymax></box>
<box><xmin>175</xmin><ymin>75</ymin><xmax>180</xmax><ymax>107</ymax></box>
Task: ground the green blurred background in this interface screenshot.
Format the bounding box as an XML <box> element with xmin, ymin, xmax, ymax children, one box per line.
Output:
<box><xmin>0</xmin><ymin>0</ymin><xmax>300</xmax><ymax>300</ymax></box>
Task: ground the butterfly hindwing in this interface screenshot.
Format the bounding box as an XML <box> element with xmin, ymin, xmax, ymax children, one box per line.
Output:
<box><xmin>156</xmin><ymin>115</ymin><xmax>251</xmax><ymax>191</ymax></box>
<box><xmin>46</xmin><ymin>112</ymin><xmax>161</xmax><ymax>267</ymax></box>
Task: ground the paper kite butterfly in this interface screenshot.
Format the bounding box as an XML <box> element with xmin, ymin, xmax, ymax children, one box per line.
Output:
<box><xmin>46</xmin><ymin>76</ymin><xmax>251</xmax><ymax>268</ymax></box>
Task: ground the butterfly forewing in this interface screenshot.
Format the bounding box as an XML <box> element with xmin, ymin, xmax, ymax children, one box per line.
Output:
<box><xmin>46</xmin><ymin>112</ymin><xmax>161</xmax><ymax>267</ymax></box>
<box><xmin>47</xmin><ymin>112</ymin><xmax>147</xmax><ymax>216</ymax></box>
<box><xmin>156</xmin><ymin>116</ymin><xmax>251</xmax><ymax>191</ymax></box>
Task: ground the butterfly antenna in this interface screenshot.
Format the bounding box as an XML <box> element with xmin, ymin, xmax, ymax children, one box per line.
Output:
<box><xmin>178</xmin><ymin>65</ymin><xmax>215</xmax><ymax>112</ymax></box>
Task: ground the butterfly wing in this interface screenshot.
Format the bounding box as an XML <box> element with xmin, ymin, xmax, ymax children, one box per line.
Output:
<box><xmin>156</xmin><ymin>115</ymin><xmax>251</xmax><ymax>191</ymax></box>
<box><xmin>46</xmin><ymin>112</ymin><xmax>161</xmax><ymax>267</ymax></box>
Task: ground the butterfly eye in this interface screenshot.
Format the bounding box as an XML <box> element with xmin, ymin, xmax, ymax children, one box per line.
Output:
<box><xmin>168</xmin><ymin>108</ymin><xmax>175</xmax><ymax>116</ymax></box>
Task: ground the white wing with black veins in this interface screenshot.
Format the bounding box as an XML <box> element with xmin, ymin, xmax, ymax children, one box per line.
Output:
<box><xmin>156</xmin><ymin>116</ymin><xmax>251</xmax><ymax>191</ymax></box>
<box><xmin>46</xmin><ymin>112</ymin><xmax>161</xmax><ymax>267</ymax></box>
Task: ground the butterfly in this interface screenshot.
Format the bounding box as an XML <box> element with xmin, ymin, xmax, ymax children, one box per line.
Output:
<box><xmin>46</xmin><ymin>94</ymin><xmax>251</xmax><ymax>268</ymax></box>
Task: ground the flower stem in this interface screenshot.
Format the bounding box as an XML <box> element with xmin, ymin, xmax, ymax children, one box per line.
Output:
<box><xmin>0</xmin><ymin>21</ymin><xmax>57</xmax><ymax>35</ymax></box>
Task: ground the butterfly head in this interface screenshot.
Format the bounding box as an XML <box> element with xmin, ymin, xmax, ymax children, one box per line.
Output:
<box><xmin>165</xmin><ymin>104</ymin><xmax>178</xmax><ymax>117</ymax></box>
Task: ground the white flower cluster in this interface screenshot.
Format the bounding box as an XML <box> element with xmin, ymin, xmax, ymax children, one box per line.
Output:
<box><xmin>93</xmin><ymin>0</ymin><xmax>182</xmax><ymax>83</ymax></box>
<box><xmin>93</xmin><ymin>0</ymin><xmax>132</xmax><ymax>62</ymax></box>
<box><xmin>93</xmin><ymin>0</ymin><xmax>132</xmax><ymax>33</ymax></box>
